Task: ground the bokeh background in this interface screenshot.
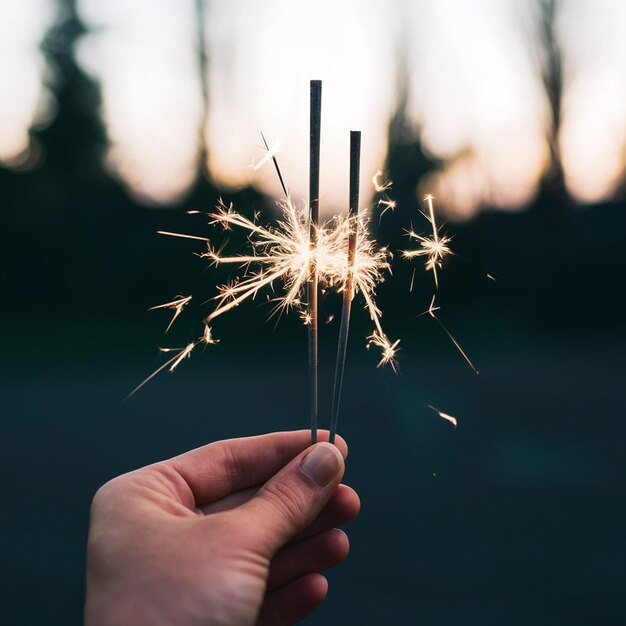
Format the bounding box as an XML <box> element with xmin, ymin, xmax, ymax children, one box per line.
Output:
<box><xmin>1</xmin><ymin>0</ymin><xmax>625</xmax><ymax>624</ymax></box>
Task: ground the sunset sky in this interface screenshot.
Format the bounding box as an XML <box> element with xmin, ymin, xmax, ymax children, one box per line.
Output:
<box><xmin>2</xmin><ymin>0</ymin><xmax>626</xmax><ymax>216</ymax></box>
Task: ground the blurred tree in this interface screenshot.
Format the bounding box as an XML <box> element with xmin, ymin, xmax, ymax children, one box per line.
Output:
<box><xmin>33</xmin><ymin>0</ymin><xmax>107</xmax><ymax>181</ymax></box>
<box><xmin>538</xmin><ymin>0</ymin><xmax>567</xmax><ymax>204</ymax></box>
<box><xmin>377</xmin><ymin>31</ymin><xmax>438</xmax><ymax>252</ymax></box>
<box><xmin>194</xmin><ymin>0</ymin><xmax>211</xmax><ymax>182</ymax></box>
<box><xmin>186</xmin><ymin>0</ymin><xmax>222</xmax><ymax>210</ymax></box>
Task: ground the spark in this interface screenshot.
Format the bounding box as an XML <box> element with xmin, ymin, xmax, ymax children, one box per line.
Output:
<box><xmin>160</xmin><ymin>342</ymin><xmax>196</xmax><ymax>371</ymax></box>
<box><xmin>127</xmin><ymin>342</ymin><xmax>197</xmax><ymax>398</ymax></box>
<box><xmin>401</xmin><ymin>195</ymin><xmax>451</xmax><ymax>290</ymax></box>
<box><xmin>249</xmin><ymin>139</ymin><xmax>281</xmax><ymax>172</ymax></box>
<box><xmin>202</xmin><ymin>323</ymin><xmax>219</xmax><ymax>345</ymax></box>
<box><xmin>149</xmin><ymin>295</ymin><xmax>192</xmax><ymax>333</ymax></box>
<box><xmin>157</xmin><ymin>231</ymin><xmax>210</xmax><ymax>243</ymax></box>
<box><xmin>368</xmin><ymin>330</ymin><xmax>401</xmax><ymax>371</ymax></box>
<box><xmin>405</xmin><ymin>195</ymin><xmax>479</xmax><ymax>376</ymax></box>
<box><xmin>372</xmin><ymin>169</ymin><xmax>392</xmax><ymax>193</ymax></box>
<box><xmin>377</xmin><ymin>197</ymin><xmax>396</xmax><ymax>216</ymax></box>
<box><xmin>147</xmin><ymin>196</ymin><xmax>398</xmax><ymax>377</ymax></box>
<box><xmin>428</xmin><ymin>404</ymin><xmax>458</xmax><ymax>428</ymax></box>
<box><xmin>426</xmin><ymin>295</ymin><xmax>480</xmax><ymax>375</ymax></box>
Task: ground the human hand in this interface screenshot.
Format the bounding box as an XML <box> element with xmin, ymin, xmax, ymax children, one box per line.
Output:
<box><xmin>85</xmin><ymin>430</ymin><xmax>359</xmax><ymax>625</ymax></box>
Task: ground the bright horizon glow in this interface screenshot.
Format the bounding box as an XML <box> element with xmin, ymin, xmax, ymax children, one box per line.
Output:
<box><xmin>0</xmin><ymin>0</ymin><xmax>53</xmax><ymax>163</ymax></box>
<box><xmin>2</xmin><ymin>1</ymin><xmax>626</xmax><ymax>214</ymax></box>
<box><xmin>205</xmin><ymin>0</ymin><xmax>396</xmax><ymax>212</ymax></box>
<box><xmin>558</xmin><ymin>0</ymin><xmax>626</xmax><ymax>203</ymax></box>
<box><xmin>78</xmin><ymin>0</ymin><xmax>203</xmax><ymax>204</ymax></box>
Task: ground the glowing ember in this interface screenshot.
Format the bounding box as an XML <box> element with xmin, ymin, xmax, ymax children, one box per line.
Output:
<box><xmin>428</xmin><ymin>404</ymin><xmax>458</xmax><ymax>428</ymax></box>
<box><xmin>149</xmin><ymin>295</ymin><xmax>192</xmax><ymax>333</ymax></box>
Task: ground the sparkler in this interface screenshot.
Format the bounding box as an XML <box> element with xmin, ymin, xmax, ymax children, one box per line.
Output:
<box><xmin>139</xmin><ymin>194</ymin><xmax>396</xmax><ymax>394</ymax></box>
<box><xmin>133</xmin><ymin>80</ymin><xmax>402</xmax><ymax>452</ymax></box>
<box><xmin>135</xmin><ymin>97</ymin><xmax>397</xmax><ymax>416</ymax></box>
<box><xmin>309</xmin><ymin>80</ymin><xmax>322</xmax><ymax>444</ymax></box>
<box><xmin>329</xmin><ymin>131</ymin><xmax>361</xmax><ymax>445</ymax></box>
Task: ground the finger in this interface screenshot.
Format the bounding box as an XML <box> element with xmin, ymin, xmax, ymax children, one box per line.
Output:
<box><xmin>234</xmin><ymin>443</ymin><xmax>345</xmax><ymax>557</ymax></box>
<box><xmin>291</xmin><ymin>484</ymin><xmax>360</xmax><ymax>543</ymax></box>
<box><xmin>197</xmin><ymin>483</ymin><xmax>360</xmax><ymax>541</ymax></box>
<box><xmin>167</xmin><ymin>430</ymin><xmax>348</xmax><ymax>505</ymax></box>
<box><xmin>267</xmin><ymin>528</ymin><xmax>349</xmax><ymax>591</ymax></box>
<box><xmin>257</xmin><ymin>573</ymin><xmax>328</xmax><ymax>626</ymax></box>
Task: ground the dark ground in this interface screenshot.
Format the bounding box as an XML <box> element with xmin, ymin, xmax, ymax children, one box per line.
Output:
<box><xmin>1</xmin><ymin>317</ymin><xmax>624</xmax><ymax>625</ymax></box>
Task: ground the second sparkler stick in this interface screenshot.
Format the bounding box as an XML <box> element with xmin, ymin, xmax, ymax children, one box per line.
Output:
<box><xmin>329</xmin><ymin>130</ymin><xmax>361</xmax><ymax>445</ymax></box>
<box><xmin>308</xmin><ymin>79</ymin><xmax>322</xmax><ymax>444</ymax></box>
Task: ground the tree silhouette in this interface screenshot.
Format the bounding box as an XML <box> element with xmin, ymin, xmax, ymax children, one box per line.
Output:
<box><xmin>377</xmin><ymin>29</ymin><xmax>438</xmax><ymax>251</ymax></box>
<box><xmin>33</xmin><ymin>0</ymin><xmax>107</xmax><ymax>181</ymax></box>
<box><xmin>194</xmin><ymin>0</ymin><xmax>211</xmax><ymax>182</ymax></box>
<box><xmin>538</xmin><ymin>0</ymin><xmax>566</xmax><ymax>201</ymax></box>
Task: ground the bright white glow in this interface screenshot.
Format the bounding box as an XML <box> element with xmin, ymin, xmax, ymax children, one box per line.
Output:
<box><xmin>0</xmin><ymin>0</ymin><xmax>53</xmax><ymax>162</ymax></box>
<box><xmin>558</xmin><ymin>0</ymin><xmax>626</xmax><ymax>203</ymax></box>
<box><xmin>78</xmin><ymin>0</ymin><xmax>203</xmax><ymax>204</ymax></box>
<box><xmin>404</xmin><ymin>0</ymin><xmax>549</xmax><ymax>215</ymax></box>
<box><xmin>3</xmin><ymin>0</ymin><xmax>626</xmax><ymax>214</ymax></box>
<box><xmin>205</xmin><ymin>0</ymin><xmax>396</xmax><ymax>212</ymax></box>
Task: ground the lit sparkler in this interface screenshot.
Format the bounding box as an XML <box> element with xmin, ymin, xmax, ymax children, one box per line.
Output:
<box><xmin>198</xmin><ymin>197</ymin><xmax>396</xmax><ymax>360</ymax></box>
<box><xmin>134</xmin><ymin>81</ymin><xmax>398</xmax><ymax>446</ymax></box>
<box><xmin>136</xmin><ymin>150</ymin><xmax>397</xmax><ymax>395</ymax></box>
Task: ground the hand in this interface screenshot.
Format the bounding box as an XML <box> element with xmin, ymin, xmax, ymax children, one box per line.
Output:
<box><xmin>85</xmin><ymin>430</ymin><xmax>360</xmax><ymax>625</ymax></box>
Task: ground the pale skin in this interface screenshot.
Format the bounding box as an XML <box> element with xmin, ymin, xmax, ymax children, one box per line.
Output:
<box><xmin>85</xmin><ymin>430</ymin><xmax>360</xmax><ymax>625</ymax></box>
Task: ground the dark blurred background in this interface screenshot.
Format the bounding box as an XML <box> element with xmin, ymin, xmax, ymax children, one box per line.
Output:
<box><xmin>1</xmin><ymin>1</ymin><xmax>625</xmax><ymax>624</ymax></box>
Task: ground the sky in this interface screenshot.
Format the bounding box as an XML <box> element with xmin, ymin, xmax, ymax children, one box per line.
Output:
<box><xmin>1</xmin><ymin>0</ymin><xmax>626</xmax><ymax>216</ymax></box>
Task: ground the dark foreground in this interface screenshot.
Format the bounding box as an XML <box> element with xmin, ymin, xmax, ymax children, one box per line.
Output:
<box><xmin>1</xmin><ymin>328</ymin><xmax>625</xmax><ymax>626</ymax></box>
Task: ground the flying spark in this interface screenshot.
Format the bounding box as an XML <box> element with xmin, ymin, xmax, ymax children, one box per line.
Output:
<box><xmin>401</xmin><ymin>195</ymin><xmax>452</xmax><ymax>290</ymax></box>
<box><xmin>377</xmin><ymin>197</ymin><xmax>396</xmax><ymax>216</ymax></box>
<box><xmin>149</xmin><ymin>295</ymin><xmax>192</xmax><ymax>333</ymax></box>
<box><xmin>372</xmin><ymin>169</ymin><xmax>392</xmax><ymax>193</ymax></box>
<box><xmin>403</xmin><ymin>195</ymin><xmax>479</xmax><ymax>375</ymax></box>
<box><xmin>249</xmin><ymin>138</ymin><xmax>282</xmax><ymax>172</ymax></box>
<box><xmin>426</xmin><ymin>295</ymin><xmax>480</xmax><ymax>375</ymax></box>
<box><xmin>428</xmin><ymin>404</ymin><xmax>458</xmax><ymax>428</ymax></box>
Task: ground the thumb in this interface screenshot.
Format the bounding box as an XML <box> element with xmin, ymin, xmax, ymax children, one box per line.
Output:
<box><xmin>236</xmin><ymin>443</ymin><xmax>345</xmax><ymax>557</ymax></box>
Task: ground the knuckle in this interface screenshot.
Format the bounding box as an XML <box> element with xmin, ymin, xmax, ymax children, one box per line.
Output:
<box><xmin>262</xmin><ymin>479</ymin><xmax>310</xmax><ymax>528</ymax></box>
<box><xmin>215</xmin><ymin>442</ymin><xmax>245</xmax><ymax>489</ymax></box>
